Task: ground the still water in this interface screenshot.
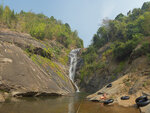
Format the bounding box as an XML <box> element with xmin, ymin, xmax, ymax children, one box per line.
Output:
<box><xmin>0</xmin><ymin>93</ymin><xmax>140</xmax><ymax>113</ymax></box>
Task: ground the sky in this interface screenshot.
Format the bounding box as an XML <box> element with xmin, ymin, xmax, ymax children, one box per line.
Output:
<box><xmin>1</xmin><ymin>0</ymin><xmax>150</xmax><ymax>47</ymax></box>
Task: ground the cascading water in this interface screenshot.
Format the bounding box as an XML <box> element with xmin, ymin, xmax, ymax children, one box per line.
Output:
<box><xmin>69</xmin><ymin>49</ymin><xmax>80</xmax><ymax>92</ymax></box>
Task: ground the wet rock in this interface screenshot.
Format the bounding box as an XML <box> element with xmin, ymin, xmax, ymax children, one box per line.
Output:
<box><xmin>12</xmin><ymin>91</ymin><xmax>62</xmax><ymax>97</ymax></box>
<box><xmin>12</xmin><ymin>91</ymin><xmax>38</xmax><ymax>97</ymax></box>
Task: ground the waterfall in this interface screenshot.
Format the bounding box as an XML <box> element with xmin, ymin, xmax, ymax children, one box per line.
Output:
<box><xmin>69</xmin><ymin>49</ymin><xmax>80</xmax><ymax>92</ymax></box>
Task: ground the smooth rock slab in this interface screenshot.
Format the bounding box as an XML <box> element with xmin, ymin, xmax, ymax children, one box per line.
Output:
<box><xmin>0</xmin><ymin>42</ymin><xmax>75</xmax><ymax>96</ymax></box>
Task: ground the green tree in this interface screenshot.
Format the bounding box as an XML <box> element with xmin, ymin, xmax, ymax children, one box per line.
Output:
<box><xmin>0</xmin><ymin>4</ymin><xmax>3</xmax><ymax>20</ymax></box>
<box><xmin>115</xmin><ymin>13</ymin><xmax>125</xmax><ymax>21</ymax></box>
<box><xmin>3</xmin><ymin>6</ymin><xmax>11</xmax><ymax>25</ymax></box>
<box><xmin>129</xmin><ymin>8</ymin><xmax>141</xmax><ymax>20</ymax></box>
<box><xmin>30</xmin><ymin>23</ymin><xmax>46</xmax><ymax>40</ymax></box>
<box><xmin>142</xmin><ymin>2</ymin><xmax>150</xmax><ymax>11</ymax></box>
<box><xmin>141</xmin><ymin>12</ymin><xmax>150</xmax><ymax>35</ymax></box>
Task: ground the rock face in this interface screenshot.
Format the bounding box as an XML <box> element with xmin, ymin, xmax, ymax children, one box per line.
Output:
<box><xmin>0</xmin><ymin>30</ymin><xmax>76</xmax><ymax>97</ymax></box>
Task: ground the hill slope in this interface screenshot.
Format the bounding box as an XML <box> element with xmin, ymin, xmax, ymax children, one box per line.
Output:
<box><xmin>75</xmin><ymin>2</ymin><xmax>150</xmax><ymax>112</ymax></box>
<box><xmin>76</xmin><ymin>1</ymin><xmax>150</xmax><ymax>93</ymax></box>
<box><xmin>0</xmin><ymin>29</ymin><xmax>76</xmax><ymax>98</ymax></box>
<box><xmin>0</xmin><ymin>5</ymin><xmax>83</xmax><ymax>100</ymax></box>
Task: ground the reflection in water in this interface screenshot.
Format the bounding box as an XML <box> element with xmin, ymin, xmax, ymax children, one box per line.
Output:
<box><xmin>0</xmin><ymin>93</ymin><xmax>140</xmax><ymax>113</ymax></box>
<box><xmin>68</xmin><ymin>93</ymin><xmax>80</xmax><ymax>113</ymax></box>
<box><xmin>68</xmin><ymin>96</ymin><xmax>75</xmax><ymax>113</ymax></box>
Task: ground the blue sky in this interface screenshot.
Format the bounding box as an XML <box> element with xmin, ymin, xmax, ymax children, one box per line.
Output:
<box><xmin>1</xmin><ymin>0</ymin><xmax>150</xmax><ymax>47</ymax></box>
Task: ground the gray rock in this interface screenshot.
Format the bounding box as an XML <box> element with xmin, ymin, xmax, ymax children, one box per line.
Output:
<box><xmin>0</xmin><ymin>30</ymin><xmax>76</xmax><ymax>97</ymax></box>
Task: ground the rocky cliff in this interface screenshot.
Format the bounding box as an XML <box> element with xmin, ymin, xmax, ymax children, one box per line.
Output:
<box><xmin>0</xmin><ymin>29</ymin><xmax>76</xmax><ymax>99</ymax></box>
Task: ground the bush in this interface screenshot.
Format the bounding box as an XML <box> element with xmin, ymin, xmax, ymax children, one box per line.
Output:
<box><xmin>0</xmin><ymin>5</ymin><xmax>83</xmax><ymax>48</ymax></box>
<box><xmin>147</xmin><ymin>53</ymin><xmax>150</xmax><ymax>61</ymax></box>
<box><xmin>113</xmin><ymin>38</ymin><xmax>140</xmax><ymax>61</ymax></box>
<box><xmin>30</xmin><ymin>23</ymin><xmax>46</xmax><ymax>40</ymax></box>
<box><xmin>114</xmin><ymin>61</ymin><xmax>126</xmax><ymax>73</ymax></box>
<box><xmin>141</xmin><ymin>42</ymin><xmax>150</xmax><ymax>53</ymax></box>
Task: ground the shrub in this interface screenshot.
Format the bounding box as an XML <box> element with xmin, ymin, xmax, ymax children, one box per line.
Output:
<box><xmin>147</xmin><ymin>53</ymin><xmax>150</xmax><ymax>61</ymax></box>
<box><xmin>113</xmin><ymin>38</ymin><xmax>140</xmax><ymax>61</ymax></box>
<box><xmin>141</xmin><ymin>41</ymin><xmax>150</xmax><ymax>53</ymax></box>
<box><xmin>114</xmin><ymin>61</ymin><xmax>126</xmax><ymax>73</ymax></box>
<box><xmin>0</xmin><ymin>5</ymin><xmax>83</xmax><ymax>48</ymax></box>
<box><xmin>30</xmin><ymin>23</ymin><xmax>46</xmax><ymax>40</ymax></box>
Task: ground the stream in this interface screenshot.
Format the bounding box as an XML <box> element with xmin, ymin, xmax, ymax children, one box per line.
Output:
<box><xmin>0</xmin><ymin>93</ymin><xmax>140</xmax><ymax>113</ymax></box>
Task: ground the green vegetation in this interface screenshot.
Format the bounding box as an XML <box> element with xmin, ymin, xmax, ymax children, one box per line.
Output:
<box><xmin>80</xmin><ymin>2</ymin><xmax>150</xmax><ymax>79</ymax></box>
<box><xmin>91</xmin><ymin>1</ymin><xmax>150</xmax><ymax>52</ymax></box>
<box><xmin>112</xmin><ymin>37</ymin><xmax>141</xmax><ymax>61</ymax></box>
<box><xmin>80</xmin><ymin>46</ymin><xmax>106</xmax><ymax>79</ymax></box>
<box><xmin>25</xmin><ymin>42</ymin><xmax>70</xmax><ymax>66</ymax></box>
<box><xmin>0</xmin><ymin>4</ymin><xmax>83</xmax><ymax>82</ymax></box>
<box><xmin>113</xmin><ymin>61</ymin><xmax>126</xmax><ymax>74</ymax></box>
<box><xmin>0</xmin><ymin>5</ymin><xmax>83</xmax><ymax>48</ymax></box>
<box><xmin>133</xmin><ymin>41</ymin><xmax>150</xmax><ymax>59</ymax></box>
<box><xmin>30</xmin><ymin>54</ymin><xmax>67</xmax><ymax>81</ymax></box>
<box><xmin>147</xmin><ymin>53</ymin><xmax>150</xmax><ymax>62</ymax></box>
<box><xmin>24</xmin><ymin>42</ymin><xmax>69</xmax><ymax>81</ymax></box>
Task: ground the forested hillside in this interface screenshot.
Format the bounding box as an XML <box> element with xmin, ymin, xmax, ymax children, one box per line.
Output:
<box><xmin>0</xmin><ymin>5</ymin><xmax>83</xmax><ymax>48</ymax></box>
<box><xmin>0</xmin><ymin>4</ymin><xmax>83</xmax><ymax>98</ymax></box>
<box><xmin>76</xmin><ymin>2</ymin><xmax>150</xmax><ymax>93</ymax></box>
